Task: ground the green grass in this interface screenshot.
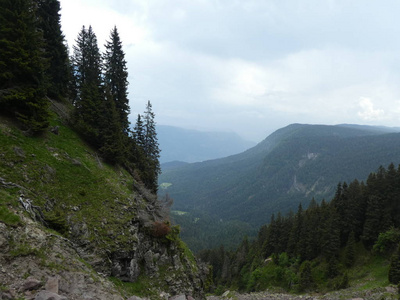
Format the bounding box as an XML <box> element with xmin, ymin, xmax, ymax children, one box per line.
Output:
<box><xmin>0</xmin><ymin>190</ymin><xmax>22</xmax><ymax>226</ymax></box>
<box><xmin>109</xmin><ymin>266</ymin><xmax>171</xmax><ymax>300</ymax></box>
<box><xmin>0</xmin><ymin>115</ymin><xmax>203</xmax><ymax>299</ymax></box>
<box><xmin>350</xmin><ymin>254</ymin><xmax>390</xmax><ymax>290</ymax></box>
<box><xmin>0</xmin><ymin>116</ymin><xmax>137</xmax><ymax>250</ymax></box>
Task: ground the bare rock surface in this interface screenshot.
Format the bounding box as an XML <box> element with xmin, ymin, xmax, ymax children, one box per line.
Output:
<box><xmin>0</xmin><ymin>214</ymin><xmax>124</xmax><ymax>300</ymax></box>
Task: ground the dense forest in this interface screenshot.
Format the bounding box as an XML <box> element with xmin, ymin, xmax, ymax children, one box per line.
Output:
<box><xmin>0</xmin><ymin>0</ymin><xmax>160</xmax><ymax>191</ymax></box>
<box><xmin>199</xmin><ymin>163</ymin><xmax>400</xmax><ymax>294</ymax></box>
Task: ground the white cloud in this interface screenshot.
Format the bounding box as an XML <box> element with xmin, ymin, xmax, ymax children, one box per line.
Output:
<box><xmin>59</xmin><ymin>0</ymin><xmax>400</xmax><ymax>141</ymax></box>
<box><xmin>60</xmin><ymin>0</ymin><xmax>149</xmax><ymax>50</ymax></box>
<box><xmin>357</xmin><ymin>97</ymin><xmax>385</xmax><ymax>121</ymax></box>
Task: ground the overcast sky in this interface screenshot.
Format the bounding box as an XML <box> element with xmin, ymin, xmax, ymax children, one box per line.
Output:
<box><xmin>59</xmin><ymin>0</ymin><xmax>400</xmax><ymax>142</ymax></box>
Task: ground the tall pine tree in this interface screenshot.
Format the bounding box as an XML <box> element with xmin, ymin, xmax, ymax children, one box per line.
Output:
<box><xmin>103</xmin><ymin>26</ymin><xmax>130</xmax><ymax>134</ymax></box>
<box><xmin>0</xmin><ymin>0</ymin><xmax>50</xmax><ymax>132</ymax></box>
<box><xmin>71</xmin><ymin>25</ymin><xmax>104</xmax><ymax>146</ymax></box>
<box><xmin>36</xmin><ymin>0</ymin><xmax>69</xmax><ymax>100</ymax></box>
<box><xmin>140</xmin><ymin>101</ymin><xmax>161</xmax><ymax>192</ymax></box>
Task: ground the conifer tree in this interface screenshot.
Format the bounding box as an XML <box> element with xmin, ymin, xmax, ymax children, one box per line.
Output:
<box><xmin>133</xmin><ymin>114</ymin><xmax>145</xmax><ymax>149</ymax></box>
<box><xmin>103</xmin><ymin>26</ymin><xmax>130</xmax><ymax>134</ymax></box>
<box><xmin>326</xmin><ymin>257</ymin><xmax>340</xmax><ymax>279</ymax></box>
<box><xmin>389</xmin><ymin>245</ymin><xmax>400</xmax><ymax>284</ymax></box>
<box><xmin>344</xmin><ymin>231</ymin><xmax>356</xmax><ymax>267</ymax></box>
<box><xmin>35</xmin><ymin>0</ymin><xmax>69</xmax><ymax>100</ymax></box>
<box><xmin>321</xmin><ymin>209</ymin><xmax>340</xmax><ymax>259</ymax></box>
<box><xmin>142</xmin><ymin>100</ymin><xmax>161</xmax><ymax>191</ymax></box>
<box><xmin>0</xmin><ymin>0</ymin><xmax>50</xmax><ymax>132</ymax></box>
<box><xmin>287</xmin><ymin>203</ymin><xmax>303</xmax><ymax>256</ymax></box>
<box><xmin>299</xmin><ymin>261</ymin><xmax>314</xmax><ymax>292</ymax></box>
<box><xmin>98</xmin><ymin>87</ymin><xmax>125</xmax><ymax>164</ymax></box>
<box><xmin>71</xmin><ymin>25</ymin><xmax>104</xmax><ymax>146</ymax></box>
<box><xmin>362</xmin><ymin>195</ymin><xmax>386</xmax><ymax>248</ymax></box>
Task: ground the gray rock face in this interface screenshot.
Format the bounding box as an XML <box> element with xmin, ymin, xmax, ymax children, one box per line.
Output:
<box><xmin>0</xmin><ymin>202</ymin><xmax>207</xmax><ymax>300</ymax></box>
<box><xmin>0</xmin><ymin>215</ymin><xmax>124</xmax><ymax>300</ymax></box>
<box><xmin>21</xmin><ymin>277</ymin><xmax>42</xmax><ymax>292</ymax></box>
<box><xmin>169</xmin><ymin>295</ymin><xmax>187</xmax><ymax>300</ymax></box>
<box><xmin>105</xmin><ymin>219</ymin><xmax>206</xmax><ymax>299</ymax></box>
<box><xmin>127</xmin><ymin>296</ymin><xmax>147</xmax><ymax>300</ymax></box>
<box><xmin>35</xmin><ymin>290</ymin><xmax>67</xmax><ymax>300</ymax></box>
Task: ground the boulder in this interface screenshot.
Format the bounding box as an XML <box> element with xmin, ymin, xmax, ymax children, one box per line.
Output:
<box><xmin>35</xmin><ymin>290</ymin><xmax>67</xmax><ymax>300</ymax></box>
<box><xmin>21</xmin><ymin>277</ymin><xmax>42</xmax><ymax>292</ymax></box>
<box><xmin>169</xmin><ymin>295</ymin><xmax>187</xmax><ymax>300</ymax></box>
<box><xmin>45</xmin><ymin>277</ymin><xmax>59</xmax><ymax>294</ymax></box>
<box><xmin>127</xmin><ymin>296</ymin><xmax>147</xmax><ymax>300</ymax></box>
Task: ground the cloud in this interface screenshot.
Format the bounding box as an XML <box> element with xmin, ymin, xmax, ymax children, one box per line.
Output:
<box><xmin>59</xmin><ymin>0</ymin><xmax>400</xmax><ymax>142</ymax></box>
<box><xmin>60</xmin><ymin>0</ymin><xmax>149</xmax><ymax>50</ymax></box>
<box><xmin>357</xmin><ymin>98</ymin><xmax>385</xmax><ymax>121</ymax></box>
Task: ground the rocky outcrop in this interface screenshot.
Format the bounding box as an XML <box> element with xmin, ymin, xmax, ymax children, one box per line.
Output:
<box><xmin>0</xmin><ymin>119</ymin><xmax>207</xmax><ymax>299</ymax></box>
<box><xmin>0</xmin><ymin>208</ymin><xmax>208</xmax><ymax>300</ymax></box>
<box><xmin>0</xmin><ymin>217</ymin><xmax>124</xmax><ymax>300</ymax></box>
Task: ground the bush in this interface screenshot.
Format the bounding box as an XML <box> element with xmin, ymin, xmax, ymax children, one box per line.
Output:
<box><xmin>151</xmin><ymin>221</ymin><xmax>171</xmax><ymax>238</ymax></box>
<box><xmin>373</xmin><ymin>228</ymin><xmax>400</xmax><ymax>255</ymax></box>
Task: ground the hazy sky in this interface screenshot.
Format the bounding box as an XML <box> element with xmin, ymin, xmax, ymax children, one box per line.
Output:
<box><xmin>59</xmin><ymin>0</ymin><xmax>400</xmax><ymax>142</ymax></box>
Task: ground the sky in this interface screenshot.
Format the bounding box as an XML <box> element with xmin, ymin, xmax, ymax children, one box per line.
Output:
<box><xmin>59</xmin><ymin>0</ymin><xmax>400</xmax><ymax>142</ymax></box>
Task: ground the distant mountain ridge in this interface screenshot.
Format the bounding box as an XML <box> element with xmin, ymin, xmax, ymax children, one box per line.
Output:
<box><xmin>159</xmin><ymin>123</ymin><xmax>400</xmax><ymax>228</ymax></box>
<box><xmin>157</xmin><ymin>125</ymin><xmax>256</xmax><ymax>163</ymax></box>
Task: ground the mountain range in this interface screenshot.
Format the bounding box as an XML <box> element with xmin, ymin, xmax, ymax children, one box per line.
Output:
<box><xmin>159</xmin><ymin>124</ymin><xmax>400</xmax><ymax>230</ymax></box>
<box><xmin>157</xmin><ymin>125</ymin><xmax>256</xmax><ymax>163</ymax></box>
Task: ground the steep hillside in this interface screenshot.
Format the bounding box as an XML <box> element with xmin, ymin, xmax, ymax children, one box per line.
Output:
<box><xmin>157</xmin><ymin>125</ymin><xmax>256</xmax><ymax>163</ymax></box>
<box><xmin>0</xmin><ymin>115</ymin><xmax>207</xmax><ymax>300</ymax></box>
<box><xmin>159</xmin><ymin>124</ymin><xmax>400</xmax><ymax>228</ymax></box>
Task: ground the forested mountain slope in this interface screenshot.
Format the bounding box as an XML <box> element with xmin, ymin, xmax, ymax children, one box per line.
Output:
<box><xmin>200</xmin><ymin>164</ymin><xmax>400</xmax><ymax>297</ymax></box>
<box><xmin>159</xmin><ymin>124</ymin><xmax>400</xmax><ymax>227</ymax></box>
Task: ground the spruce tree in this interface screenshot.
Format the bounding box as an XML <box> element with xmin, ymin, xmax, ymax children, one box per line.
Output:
<box><xmin>142</xmin><ymin>100</ymin><xmax>161</xmax><ymax>191</ymax></box>
<box><xmin>133</xmin><ymin>114</ymin><xmax>145</xmax><ymax>149</ymax></box>
<box><xmin>262</xmin><ymin>214</ymin><xmax>278</xmax><ymax>257</ymax></box>
<box><xmin>321</xmin><ymin>209</ymin><xmax>340</xmax><ymax>259</ymax></box>
<box><xmin>98</xmin><ymin>87</ymin><xmax>125</xmax><ymax>164</ymax></box>
<box><xmin>344</xmin><ymin>231</ymin><xmax>356</xmax><ymax>267</ymax></box>
<box><xmin>0</xmin><ymin>0</ymin><xmax>50</xmax><ymax>132</ymax></box>
<box><xmin>71</xmin><ymin>25</ymin><xmax>104</xmax><ymax>146</ymax></box>
<box><xmin>103</xmin><ymin>26</ymin><xmax>130</xmax><ymax>134</ymax></box>
<box><xmin>362</xmin><ymin>195</ymin><xmax>386</xmax><ymax>248</ymax></box>
<box><xmin>389</xmin><ymin>245</ymin><xmax>400</xmax><ymax>284</ymax></box>
<box><xmin>299</xmin><ymin>260</ymin><xmax>314</xmax><ymax>292</ymax></box>
<box><xmin>35</xmin><ymin>0</ymin><xmax>69</xmax><ymax>100</ymax></box>
<box><xmin>287</xmin><ymin>203</ymin><xmax>303</xmax><ymax>256</ymax></box>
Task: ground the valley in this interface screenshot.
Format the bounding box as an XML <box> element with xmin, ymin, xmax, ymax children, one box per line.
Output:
<box><xmin>3</xmin><ymin>1</ymin><xmax>400</xmax><ymax>298</ymax></box>
<box><xmin>159</xmin><ymin>124</ymin><xmax>400</xmax><ymax>251</ymax></box>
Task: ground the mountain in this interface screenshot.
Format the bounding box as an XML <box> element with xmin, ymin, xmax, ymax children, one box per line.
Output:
<box><xmin>157</xmin><ymin>125</ymin><xmax>256</xmax><ymax>163</ymax></box>
<box><xmin>159</xmin><ymin>123</ymin><xmax>400</xmax><ymax>230</ymax></box>
<box><xmin>0</xmin><ymin>115</ymin><xmax>206</xmax><ymax>300</ymax></box>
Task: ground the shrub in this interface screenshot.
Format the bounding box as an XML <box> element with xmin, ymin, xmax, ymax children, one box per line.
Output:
<box><xmin>151</xmin><ymin>221</ymin><xmax>171</xmax><ymax>238</ymax></box>
<box><xmin>373</xmin><ymin>228</ymin><xmax>400</xmax><ymax>255</ymax></box>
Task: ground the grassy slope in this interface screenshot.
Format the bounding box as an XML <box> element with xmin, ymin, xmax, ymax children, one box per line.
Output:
<box><xmin>0</xmin><ymin>114</ymin><xmax>204</xmax><ymax>299</ymax></box>
<box><xmin>0</xmin><ymin>114</ymin><xmax>140</xmax><ymax>249</ymax></box>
